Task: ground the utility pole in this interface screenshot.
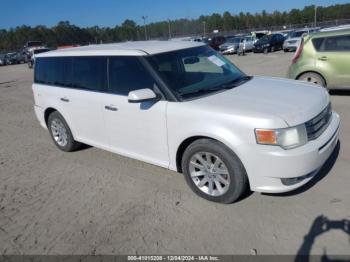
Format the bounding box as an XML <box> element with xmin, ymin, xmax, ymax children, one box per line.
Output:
<box><xmin>142</xmin><ymin>15</ymin><xmax>148</xmax><ymax>40</ymax></box>
<box><xmin>314</xmin><ymin>5</ymin><xmax>317</xmax><ymax>27</ymax></box>
<box><xmin>203</xmin><ymin>21</ymin><xmax>206</xmax><ymax>37</ymax></box>
<box><xmin>168</xmin><ymin>19</ymin><xmax>171</xmax><ymax>39</ymax></box>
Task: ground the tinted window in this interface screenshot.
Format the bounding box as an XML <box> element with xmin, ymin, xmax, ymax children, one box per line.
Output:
<box><xmin>312</xmin><ymin>38</ymin><xmax>324</xmax><ymax>51</ymax></box>
<box><xmin>108</xmin><ymin>57</ymin><xmax>155</xmax><ymax>96</ymax></box>
<box><xmin>71</xmin><ymin>57</ymin><xmax>106</xmax><ymax>91</ymax></box>
<box><xmin>35</xmin><ymin>56</ymin><xmax>107</xmax><ymax>91</ymax></box>
<box><xmin>35</xmin><ymin>57</ymin><xmax>71</xmax><ymax>86</ymax></box>
<box><xmin>322</xmin><ymin>35</ymin><xmax>350</xmax><ymax>51</ymax></box>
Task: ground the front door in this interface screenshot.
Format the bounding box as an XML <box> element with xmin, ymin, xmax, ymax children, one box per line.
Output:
<box><xmin>101</xmin><ymin>56</ymin><xmax>169</xmax><ymax>168</ymax></box>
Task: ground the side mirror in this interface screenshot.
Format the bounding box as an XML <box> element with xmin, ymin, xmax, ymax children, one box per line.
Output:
<box><xmin>128</xmin><ymin>88</ymin><xmax>157</xmax><ymax>103</ymax></box>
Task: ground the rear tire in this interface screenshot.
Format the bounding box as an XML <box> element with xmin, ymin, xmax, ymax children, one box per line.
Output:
<box><xmin>181</xmin><ymin>139</ymin><xmax>248</xmax><ymax>204</ymax></box>
<box><xmin>47</xmin><ymin>111</ymin><xmax>81</xmax><ymax>152</ymax></box>
<box><xmin>297</xmin><ymin>72</ymin><xmax>326</xmax><ymax>87</ymax></box>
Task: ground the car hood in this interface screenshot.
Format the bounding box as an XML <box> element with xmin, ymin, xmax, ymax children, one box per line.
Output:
<box><xmin>189</xmin><ymin>76</ymin><xmax>329</xmax><ymax>127</ymax></box>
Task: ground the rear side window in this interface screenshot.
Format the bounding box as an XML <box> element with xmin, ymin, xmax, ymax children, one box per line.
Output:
<box><xmin>71</xmin><ymin>57</ymin><xmax>106</xmax><ymax>91</ymax></box>
<box><xmin>35</xmin><ymin>56</ymin><xmax>107</xmax><ymax>91</ymax></box>
<box><xmin>108</xmin><ymin>57</ymin><xmax>155</xmax><ymax>96</ymax></box>
<box><xmin>322</xmin><ymin>35</ymin><xmax>350</xmax><ymax>51</ymax></box>
<box><xmin>35</xmin><ymin>57</ymin><xmax>71</xmax><ymax>86</ymax></box>
<box><xmin>312</xmin><ymin>38</ymin><xmax>324</xmax><ymax>51</ymax></box>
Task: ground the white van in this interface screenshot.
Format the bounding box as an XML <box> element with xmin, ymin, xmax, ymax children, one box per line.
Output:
<box><xmin>32</xmin><ymin>41</ymin><xmax>340</xmax><ymax>203</ymax></box>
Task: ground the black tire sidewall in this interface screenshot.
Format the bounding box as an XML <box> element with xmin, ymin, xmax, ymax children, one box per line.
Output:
<box><xmin>181</xmin><ymin>139</ymin><xmax>248</xmax><ymax>204</ymax></box>
<box><xmin>47</xmin><ymin>111</ymin><xmax>79</xmax><ymax>152</ymax></box>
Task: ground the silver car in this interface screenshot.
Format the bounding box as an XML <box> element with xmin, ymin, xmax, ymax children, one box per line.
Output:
<box><xmin>283</xmin><ymin>28</ymin><xmax>319</xmax><ymax>52</ymax></box>
<box><xmin>219</xmin><ymin>36</ymin><xmax>255</xmax><ymax>54</ymax></box>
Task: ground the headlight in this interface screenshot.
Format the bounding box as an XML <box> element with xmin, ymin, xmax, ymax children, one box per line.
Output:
<box><xmin>255</xmin><ymin>124</ymin><xmax>308</xmax><ymax>150</ymax></box>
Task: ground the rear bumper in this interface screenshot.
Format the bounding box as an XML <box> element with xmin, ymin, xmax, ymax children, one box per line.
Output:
<box><xmin>34</xmin><ymin>105</ymin><xmax>47</xmax><ymax>129</ymax></box>
<box><xmin>238</xmin><ymin>112</ymin><xmax>340</xmax><ymax>193</ymax></box>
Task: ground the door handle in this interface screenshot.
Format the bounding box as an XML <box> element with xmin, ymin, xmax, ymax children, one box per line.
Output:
<box><xmin>105</xmin><ymin>105</ymin><xmax>118</xmax><ymax>111</ymax></box>
<box><xmin>318</xmin><ymin>56</ymin><xmax>329</xmax><ymax>61</ymax></box>
<box><xmin>60</xmin><ymin>97</ymin><xmax>70</xmax><ymax>102</ymax></box>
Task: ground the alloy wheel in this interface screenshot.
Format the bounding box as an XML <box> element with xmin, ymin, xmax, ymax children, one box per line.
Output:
<box><xmin>50</xmin><ymin>118</ymin><xmax>68</xmax><ymax>147</ymax></box>
<box><xmin>189</xmin><ymin>152</ymin><xmax>230</xmax><ymax>196</ymax></box>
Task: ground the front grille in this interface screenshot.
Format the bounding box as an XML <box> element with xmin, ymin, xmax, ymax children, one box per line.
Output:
<box><xmin>305</xmin><ymin>103</ymin><xmax>332</xmax><ymax>140</ymax></box>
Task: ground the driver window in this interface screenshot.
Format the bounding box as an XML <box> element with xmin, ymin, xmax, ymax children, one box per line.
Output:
<box><xmin>108</xmin><ymin>56</ymin><xmax>155</xmax><ymax>96</ymax></box>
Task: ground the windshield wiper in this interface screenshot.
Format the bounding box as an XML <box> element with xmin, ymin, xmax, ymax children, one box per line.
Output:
<box><xmin>178</xmin><ymin>76</ymin><xmax>252</xmax><ymax>98</ymax></box>
<box><xmin>220</xmin><ymin>75</ymin><xmax>252</xmax><ymax>89</ymax></box>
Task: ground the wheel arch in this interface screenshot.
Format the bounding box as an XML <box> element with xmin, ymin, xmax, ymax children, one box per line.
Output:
<box><xmin>44</xmin><ymin>107</ymin><xmax>57</xmax><ymax>127</ymax></box>
<box><xmin>44</xmin><ymin>108</ymin><xmax>76</xmax><ymax>138</ymax></box>
<box><xmin>175</xmin><ymin>135</ymin><xmax>237</xmax><ymax>173</ymax></box>
<box><xmin>296</xmin><ymin>70</ymin><xmax>328</xmax><ymax>87</ymax></box>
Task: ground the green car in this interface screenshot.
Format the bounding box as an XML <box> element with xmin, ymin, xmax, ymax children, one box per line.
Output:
<box><xmin>287</xmin><ymin>29</ymin><xmax>350</xmax><ymax>89</ymax></box>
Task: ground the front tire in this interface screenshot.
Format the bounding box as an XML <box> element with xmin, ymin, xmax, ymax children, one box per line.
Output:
<box><xmin>297</xmin><ymin>72</ymin><xmax>326</xmax><ymax>87</ymax></box>
<box><xmin>181</xmin><ymin>139</ymin><xmax>248</xmax><ymax>203</ymax></box>
<box><xmin>47</xmin><ymin>111</ymin><xmax>81</xmax><ymax>152</ymax></box>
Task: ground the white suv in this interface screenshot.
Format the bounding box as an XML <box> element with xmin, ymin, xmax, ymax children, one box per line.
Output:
<box><xmin>32</xmin><ymin>41</ymin><xmax>340</xmax><ymax>203</ymax></box>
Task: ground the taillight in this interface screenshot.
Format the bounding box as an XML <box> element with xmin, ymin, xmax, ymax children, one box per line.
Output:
<box><xmin>292</xmin><ymin>38</ymin><xmax>304</xmax><ymax>64</ymax></box>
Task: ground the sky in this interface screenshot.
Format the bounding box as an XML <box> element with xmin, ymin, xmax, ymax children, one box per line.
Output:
<box><xmin>0</xmin><ymin>0</ymin><xmax>349</xmax><ymax>29</ymax></box>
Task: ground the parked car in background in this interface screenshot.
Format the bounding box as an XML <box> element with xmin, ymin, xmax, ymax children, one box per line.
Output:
<box><xmin>4</xmin><ymin>52</ymin><xmax>18</xmax><ymax>65</ymax></box>
<box><xmin>209</xmin><ymin>36</ymin><xmax>226</xmax><ymax>50</ymax></box>
<box><xmin>219</xmin><ymin>36</ymin><xmax>255</xmax><ymax>54</ymax></box>
<box><xmin>23</xmin><ymin>41</ymin><xmax>45</xmax><ymax>62</ymax></box>
<box><xmin>0</xmin><ymin>54</ymin><xmax>6</xmax><ymax>65</ymax></box>
<box><xmin>219</xmin><ymin>37</ymin><xmax>241</xmax><ymax>54</ymax></box>
<box><xmin>28</xmin><ymin>48</ymin><xmax>52</xmax><ymax>68</ymax></box>
<box><xmin>288</xmin><ymin>29</ymin><xmax>350</xmax><ymax>89</ymax></box>
<box><xmin>253</xmin><ymin>33</ymin><xmax>285</xmax><ymax>53</ymax></box>
<box><xmin>283</xmin><ymin>28</ymin><xmax>319</xmax><ymax>52</ymax></box>
<box><xmin>15</xmin><ymin>51</ymin><xmax>26</xmax><ymax>64</ymax></box>
<box><xmin>33</xmin><ymin>41</ymin><xmax>340</xmax><ymax>203</ymax></box>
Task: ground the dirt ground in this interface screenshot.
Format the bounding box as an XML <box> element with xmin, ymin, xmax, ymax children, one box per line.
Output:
<box><xmin>0</xmin><ymin>51</ymin><xmax>349</xmax><ymax>255</ymax></box>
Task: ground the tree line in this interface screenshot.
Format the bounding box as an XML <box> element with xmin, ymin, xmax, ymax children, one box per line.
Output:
<box><xmin>1</xmin><ymin>3</ymin><xmax>350</xmax><ymax>52</ymax></box>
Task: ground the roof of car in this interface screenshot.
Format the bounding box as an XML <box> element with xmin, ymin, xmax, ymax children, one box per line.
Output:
<box><xmin>37</xmin><ymin>40</ymin><xmax>205</xmax><ymax>57</ymax></box>
<box><xmin>309</xmin><ymin>28</ymin><xmax>350</xmax><ymax>38</ymax></box>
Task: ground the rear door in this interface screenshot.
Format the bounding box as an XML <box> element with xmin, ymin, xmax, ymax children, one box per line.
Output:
<box><xmin>65</xmin><ymin>56</ymin><xmax>108</xmax><ymax>145</ymax></box>
<box><xmin>34</xmin><ymin>56</ymin><xmax>107</xmax><ymax>146</ymax></box>
<box><xmin>316</xmin><ymin>34</ymin><xmax>350</xmax><ymax>88</ymax></box>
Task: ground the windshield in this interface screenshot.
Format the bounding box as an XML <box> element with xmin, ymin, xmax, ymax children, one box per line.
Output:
<box><xmin>146</xmin><ymin>46</ymin><xmax>248</xmax><ymax>100</ymax></box>
<box><xmin>290</xmin><ymin>31</ymin><xmax>307</xmax><ymax>38</ymax></box>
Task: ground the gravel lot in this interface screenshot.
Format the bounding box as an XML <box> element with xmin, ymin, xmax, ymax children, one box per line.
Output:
<box><xmin>0</xmin><ymin>51</ymin><xmax>349</xmax><ymax>256</ymax></box>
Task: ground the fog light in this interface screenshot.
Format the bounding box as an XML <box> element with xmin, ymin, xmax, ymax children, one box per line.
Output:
<box><xmin>281</xmin><ymin>172</ymin><xmax>316</xmax><ymax>186</ymax></box>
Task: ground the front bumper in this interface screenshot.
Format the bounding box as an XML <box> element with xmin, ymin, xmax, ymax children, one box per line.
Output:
<box><xmin>253</xmin><ymin>45</ymin><xmax>268</xmax><ymax>53</ymax></box>
<box><xmin>238</xmin><ymin>112</ymin><xmax>340</xmax><ymax>193</ymax></box>
<box><xmin>283</xmin><ymin>42</ymin><xmax>298</xmax><ymax>51</ymax></box>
